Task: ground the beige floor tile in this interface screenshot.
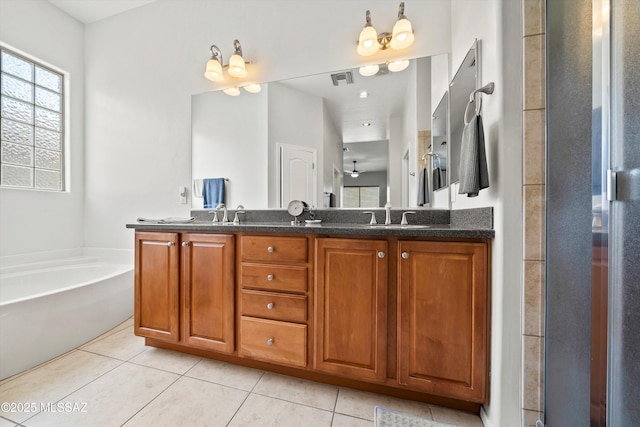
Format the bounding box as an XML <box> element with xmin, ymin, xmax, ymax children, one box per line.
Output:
<box><xmin>0</xmin><ymin>351</ymin><xmax>121</xmax><ymax>424</ymax></box>
<box><xmin>430</xmin><ymin>405</ymin><xmax>484</xmax><ymax>427</ymax></box>
<box><xmin>253</xmin><ymin>372</ymin><xmax>338</xmax><ymax>411</ymax></box>
<box><xmin>228</xmin><ymin>393</ymin><xmax>333</xmax><ymax>427</ymax></box>
<box><xmin>185</xmin><ymin>358</ymin><xmax>263</xmax><ymax>391</ymax></box>
<box><xmin>129</xmin><ymin>347</ymin><xmax>201</xmax><ymax>375</ymax></box>
<box><xmin>331</xmin><ymin>413</ymin><xmax>373</xmax><ymax>427</ymax></box>
<box><xmin>123</xmin><ymin>376</ymin><xmax>247</xmax><ymax>427</ymax></box>
<box><xmin>79</xmin><ymin>318</ymin><xmax>134</xmax><ymax>348</ymax></box>
<box><xmin>334</xmin><ymin>387</ymin><xmax>432</xmax><ymax>421</ymax></box>
<box><xmin>80</xmin><ymin>328</ymin><xmax>147</xmax><ymax>361</ymax></box>
<box><xmin>0</xmin><ymin>416</ymin><xmax>19</xmax><ymax>427</ymax></box>
<box><xmin>24</xmin><ymin>363</ymin><xmax>178</xmax><ymax>427</ymax></box>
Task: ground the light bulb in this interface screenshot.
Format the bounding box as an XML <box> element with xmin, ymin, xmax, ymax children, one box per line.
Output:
<box><xmin>357</xmin><ymin>25</ymin><xmax>380</xmax><ymax>56</ymax></box>
<box><xmin>223</xmin><ymin>87</ymin><xmax>240</xmax><ymax>96</ymax></box>
<box><xmin>243</xmin><ymin>83</ymin><xmax>262</xmax><ymax>93</ymax></box>
<box><xmin>388</xmin><ymin>59</ymin><xmax>410</xmax><ymax>72</ymax></box>
<box><xmin>390</xmin><ymin>18</ymin><xmax>414</xmax><ymax>50</ymax></box>
<box><xmin>204</xmin><ymin>58</ymin><xmax>224</xmax><ymax>82</ymax></box>
<box><xmin>359</xmin><ymin>64</ymin><xmax>379</xmax><ymax>77</ymax></box>
<box><xmin>228</xmin><ymin>53</ymin><xmax>247</xmax><ymax>78</ymax></box>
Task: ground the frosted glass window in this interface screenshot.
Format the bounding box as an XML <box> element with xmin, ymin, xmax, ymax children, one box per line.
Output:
<box><xmin>0</xmin><ymin>47</ymin><xmax>65</xmax><ymax>191</ymax></box>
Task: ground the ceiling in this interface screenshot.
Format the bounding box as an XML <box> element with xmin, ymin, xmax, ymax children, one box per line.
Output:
<box><xmin>47</xmin><ymin>0</ymin><xmax>157</xmax><ymax>24</ymax></box>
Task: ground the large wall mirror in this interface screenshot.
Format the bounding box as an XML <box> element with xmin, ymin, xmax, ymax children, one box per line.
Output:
<box><xmin>192</xmin><ymin>54</ymin><xmax>449</xmax><ymax>210</ymax></box>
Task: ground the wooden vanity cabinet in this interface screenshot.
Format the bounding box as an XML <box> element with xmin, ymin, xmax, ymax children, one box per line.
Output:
<box><xmin>397</xmin><ymin>240</ymin><xmax>489</xmax><ymax>403</ymax></box>
<box><xmin>134</xmin><ymin>232</ymin><xmax>235</xmax><ymax>354</ymax></box>
<box><xmin>314</xmin><ymin>238</ymin><xmax>388</xmax><ymax>382</ymax></box>
<box><xmin>134</xmin><ymin>232</ymin><xmax>180</xmax><ymax>342</ymax></box>
<box><xmin>238</xmin><ymin>235</ymin><xmax>310</xmax><ymax>368</ymax></box>
<box><xmin>181</xmin><ymin>233</ymin><xmax>235</xmax><ymax>353</ymax></box>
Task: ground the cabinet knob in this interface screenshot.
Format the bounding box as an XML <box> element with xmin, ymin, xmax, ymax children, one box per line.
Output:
<box><xmin>267</xmin><ymin>274</ymin><xmax>274</xmax><ymax>281</ymax></box>
<box><xmin>182</xmin><ymin>242</ymin><xmax>190</xmax><ymax>247</ymax></box>
<box><xmin>267</xmin><ymin>302</ymin><xmax>274</xmax><ymax>310</ymax></box>
<box><xmin>402</xmin><ymin>252</ymin><xmax>410</xmax><ymax>259</ymax></box>
<box><xmin>167</xmin><ymin>242</ymin><xmax>175</xmax><ymax>247</ymax></box>
<box><xmin>267</xmin><ymin>338</ymin><xmax>274</xmax><ymax>346</ymax></box>
<box><xmin>378</xmin><ymin>251</ymin><xmax>385</xmax><ymax>259</ymax></box>
<box><xmin>267</xmin><ymin>246</ymin><xmax>275</xmax><ymax>253</ymax></box>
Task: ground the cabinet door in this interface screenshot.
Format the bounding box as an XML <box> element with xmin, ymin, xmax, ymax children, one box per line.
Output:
<box><xmin>314</xmin><ymin>238</ymin><xmax>387</xmax><ymax>382</ymax></box>
<box><xmin>134</xmin><ymin>232</ymin><xmax>180</xmax><ymax>342</ymax></box>
<box><xmin>181</xmin><ymin>234</ymin><xmax>235</xmax><ymax>353</ymax></box>
<box><xmin>398</xmin><ymin>241</ymin><xmax>489</xmax><ymax>403</ymax></box>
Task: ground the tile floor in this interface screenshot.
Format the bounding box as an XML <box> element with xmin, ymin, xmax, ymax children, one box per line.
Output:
<box><xmin>0</xmin><ymin>319</ymin><xmax>484</xmax><ymax>427</ymax></box>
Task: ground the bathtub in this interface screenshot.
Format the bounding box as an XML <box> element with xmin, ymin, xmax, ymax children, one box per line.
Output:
<box><xmin>0</xmin><ymin>248</ymin><xmax>134</xmax><ymax>380</ymax></box>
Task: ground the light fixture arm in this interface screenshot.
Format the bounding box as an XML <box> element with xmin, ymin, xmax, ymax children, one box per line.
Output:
<box><xmin>365</xmin><ymin>10</ymin><xmax>372</xmax><ymax>27</ymax></box>
<box><xmin>233</xmin><ymin>39</ymin><xmax>243</xmax><ymax>57</ymax></box>
<box><xmin>209</xmin><ymin>45</ymin><xmax>223</xmax><ymax>66</ymax></box>
<box><xmin>397</xmin><ymin>2</ymin><xmax>406</xmax><ymax>19</ymax></box>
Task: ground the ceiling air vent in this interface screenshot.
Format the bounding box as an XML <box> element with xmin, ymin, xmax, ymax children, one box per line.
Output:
<box><xmin>331</xmin><ymin>71</ymin><xmax>354</xmax><ymax>86</ymax></box>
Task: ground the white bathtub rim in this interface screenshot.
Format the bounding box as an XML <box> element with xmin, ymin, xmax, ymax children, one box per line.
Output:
<box><xmin>0</xmin><ymin>262</ymin><xmax>133</xmax><ymax>306</ymax></box>
<box><xmin>0</xmin><ymin>247</ymin><xmax>133</xmax><ymax>269</ymax></box>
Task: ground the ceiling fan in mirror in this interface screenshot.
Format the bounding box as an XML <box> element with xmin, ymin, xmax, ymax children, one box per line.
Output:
<box><xmin>345</xmin><ymin>160</ymin><xmax>367</xmax><ymax>178</ymax></box>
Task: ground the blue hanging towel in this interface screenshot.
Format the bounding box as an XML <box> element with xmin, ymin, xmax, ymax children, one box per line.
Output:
<box><xmin>202</xmin><ymin>178</ymin><xmax>225</xmax><ymax>208</ymax></box>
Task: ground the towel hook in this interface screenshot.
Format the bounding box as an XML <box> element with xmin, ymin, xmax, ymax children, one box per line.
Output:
<box><xmin>464</xmin><ymin>82</ymin><xmax>495</xmax><ymax>124</ymax></box>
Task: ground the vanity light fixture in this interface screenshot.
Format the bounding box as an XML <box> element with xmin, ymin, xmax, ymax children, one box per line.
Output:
<box><xmin>356</xmin><ymin>2</ymin><xmax>415</xmax><ymax>57</ymax></box>
<box><xmin>387</xmin><ymin>59</ymin><xmax>410</xmax><ymax>72</ymax></box>
<box><xmin>223</xmin><ymin>87</ymin><xmax>240</xmax><ymax>96</ymax></box>
<box><xmin>359</xmin><ymin>64</ymin><xmax>380</xmax><ymax>77</ymax></box>
<box><xmin>204</xmin><ymin>39</ymin><xmax>252</xmax><ymax>82</ymax></box>
<box><xmin>243</xmin><ymin>83</ymin><xmax>262</xmax><ymax>93</ymax></box>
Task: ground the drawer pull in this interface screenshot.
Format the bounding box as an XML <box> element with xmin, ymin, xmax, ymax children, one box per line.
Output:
<box><xmin>167</xmin><ymin>242</ymin><xmax>175</xmax><ymax>247</ymax></box>
<box><xmin>402</xmin><ymin>252</ymin><xmax>410</xmax><ymax>259</ymax></box>
<box><xmin>267</xmin><ymin>246</ymin><xmax>275</xmax><ymax>253</ymax></box>
<box><xmin>267</xmin><ymin>338</ymin><xmax>274</xmax><ymax>346</ymax></box>
<box><xmin>267</xmin><ymin>302</ymin><xmax>274</xmax><ymax>310</ymax></box>
<box><xmin>182</xmin><ymin>242</ymin><xmax>190</xmax><ymax>247</ymax></box>
<box><xmin>267</xmin><ymin>274</ymin><xmax>274</xmax><ymax>281</ymax></box>
<box><xmin>377</xmin><ymin>251</ymin><xmax>385</xmax><ymax>259</ymax></box>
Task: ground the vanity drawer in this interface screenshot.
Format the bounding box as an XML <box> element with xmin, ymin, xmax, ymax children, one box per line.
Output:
<box><xmin>239</xmin><ymin>317</ymin><xmax>307</xmax><ymax>368</ymax></box>
<box><xmin>240</xmin><ymin>264</ymin><xmax>307</xmax><ymax>292</ymax></box>
<box><xmin>241</xmin><ymin>236</ymin><xmax>307</xmax><ymax>263</ymax></box>
<box><xmin>241</xmin><ymin>290</ymin><xmax>307</xmax><ymax>323</ymax></box>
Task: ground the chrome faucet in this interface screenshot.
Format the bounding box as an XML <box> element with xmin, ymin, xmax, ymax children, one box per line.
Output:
<box><xmin>401</xmin><ymin>211</ymin><xmax>416</xmax><ymax>225</ymax></box>
<box><xmin>384</xmin><ymin>202</ymin><xmax>392</xmax><ymax>225</ymax></box>
<box><xmin>216</xmin><ymin>203</ymin><xmax>229</xmax><ymax>223</ymax></box>
<box><xmin>233</xmin><ymin>205</ymin><xmax>245</xmax><ymax>225</ymax></box>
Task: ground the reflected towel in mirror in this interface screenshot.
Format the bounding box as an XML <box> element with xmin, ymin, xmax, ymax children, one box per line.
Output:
<box><xmin>203</xmin><ymin>178</ymin><xmax>225</xmax><ymax>208</ymax></box>
<box><xmin>417</xmin><ymin>167</ymin><xmax>429</xmax><ymax>206</ymax></box>
<box><xmin>458</xmin><ymin>113</ymin><xmax>489</xmax><ymax>197</ymax></box>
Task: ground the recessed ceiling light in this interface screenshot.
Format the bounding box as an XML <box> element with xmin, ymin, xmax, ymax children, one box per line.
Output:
<box><xmin>359</xmin><ymin>91</ymin><xmax>369</xmax><ymax>98</ymax></box>
<box><xmin>362</xmin><ymin>122</ymin><xmax>371</xmax><ymax>127</ymax></box>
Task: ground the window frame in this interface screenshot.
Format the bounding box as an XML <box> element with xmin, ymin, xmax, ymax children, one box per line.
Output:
<box><xmin>0</xmin><ymin>45</ymin><xmax>67</xmax><ymax>192</ymax></box>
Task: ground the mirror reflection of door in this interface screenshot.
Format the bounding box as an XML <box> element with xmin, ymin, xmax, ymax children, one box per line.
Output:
<box><xmin>402</xmin><ymin>149</ymin><xmax>410</xmax><ymax>207</ymax></box>
<box><xmin>278</xmin><ymin>143</ymin><xmax>317</xmax><ymax>208</ymax></box>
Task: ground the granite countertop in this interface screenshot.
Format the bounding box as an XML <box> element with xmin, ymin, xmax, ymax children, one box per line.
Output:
<box><xmin>127</xmin><ymin>207</ymin><xmax>495</xmax><ymax>239</ymax></box>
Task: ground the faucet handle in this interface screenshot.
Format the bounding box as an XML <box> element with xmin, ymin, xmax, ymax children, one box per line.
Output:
<box><xmin>363</xmin><ymin>211</ymin><xmax>377</xmax><ymax>225</ymax></box>
<box><xmin>208</xmin><ymin>211</ymin><xmax>219</xmax><ymax>223</ymax></box>
<box><xmin>233</xmin><ymin>209</ymin><xmax>245</xmax><ymax>225</ymax></box>
<box><xmin>400</xmin><ymin>211</ymin><xmax>416</xmax><ymax>225</ymax></box>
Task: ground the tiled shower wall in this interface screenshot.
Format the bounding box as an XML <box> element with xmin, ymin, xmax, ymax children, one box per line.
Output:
<box><xmin>522</xmin><ymin>0</ymin><xmax>546</xmax><ymax>426</ymax></box>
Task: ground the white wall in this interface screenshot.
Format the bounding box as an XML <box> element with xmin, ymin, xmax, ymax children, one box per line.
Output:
<box><xmin>191</xmin><ymin>88</ymin><xmax>268</xmax><ymax>209</ymax></box>
<box><xmin>267</xmin><ymin>82</ymin><xmax>323</xmax><ymax>208</ymax></box>
<box><xmin>0</xmin><ymin>0</ymin><xmax>85</xmax><ymax>257</ymax></box>
<box><xmin>82</xmin><ymin>0</ymin><xmax>451</xmax><ymax>249</ymax></box>
<box><xmin>449</xmin><ymin>1</ymin><xmax>523</xmax><ymax>426</ymax></box>
<box><xmin>322</xmin><ymin>102</ymin><xmax>343</xmax><ymax>203</ymax></box>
